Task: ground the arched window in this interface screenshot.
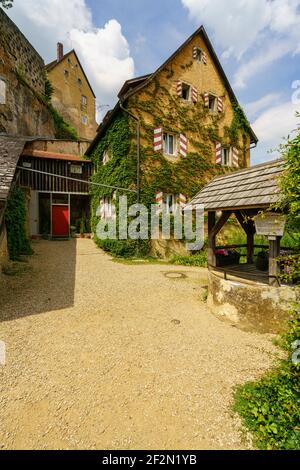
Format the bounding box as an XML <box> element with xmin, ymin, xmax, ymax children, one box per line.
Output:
<box><xmin>0</xmin><ymin>78</ymin><xmax>6</xmax><ymax>105</ymax></box>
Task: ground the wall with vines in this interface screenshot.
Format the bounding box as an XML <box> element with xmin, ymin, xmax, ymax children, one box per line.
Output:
<box><xmin>90</xmin><ymin>34</ymin><xmax>254</xmax><ymax>256</ymax></box>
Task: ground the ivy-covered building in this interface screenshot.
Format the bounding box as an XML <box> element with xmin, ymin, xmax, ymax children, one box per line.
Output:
<box><xmin>86</xmin><ymin>26</ymin><xmax>257</xmax><ymax>255</ymax></box>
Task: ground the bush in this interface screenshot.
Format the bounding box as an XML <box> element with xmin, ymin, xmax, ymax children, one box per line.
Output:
<box><xmin>5</xmin><ymin>187</ymin><xmax>33</xmax><ymax>260</ymax></box>
<box><xmin>94</xmin><ymin>237</ymin><xmax>150</xmax><ymax>259</ymax></box>
<box><xmin>170</xmin><ymin>250</ymin><xmax>208</xmax><ymax>267</ymax></box>
<box><xmin>234</xmin><ymin>305</ymin><xmax>300</xmax><ymax>450</ymax></box>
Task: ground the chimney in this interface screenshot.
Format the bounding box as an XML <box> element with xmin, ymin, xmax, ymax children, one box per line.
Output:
<box><xmin>57</xmin><ymin>42</ymin><xmax>64</xmax><ymax>62</ymax></box>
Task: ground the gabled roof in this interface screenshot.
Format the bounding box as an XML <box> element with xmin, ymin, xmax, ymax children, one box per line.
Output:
<box><xmin>86</xmin><ymin>25</ymin><xmax>257</xmax><ymax>156</ymax></box>
<box><xmin>0</xmin><ymin>136</ymin><xmax>26</xmax><ymax>200</ymax></box>
<box><xmin>46</xmin><ymin>49</ymin><xmax>96</xmax><ymax>98</ymax></box>
<box><xmin>186</xmin><ymin>159</ymin><xmax>285</xmax><ymax>211</ymax></box>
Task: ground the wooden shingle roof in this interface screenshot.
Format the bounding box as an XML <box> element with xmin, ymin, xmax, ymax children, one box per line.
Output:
<box><xmin>0</xmin><ymin>136</ymin><xmax>25</xmax><ymax>200</ymax></box>
<box><xmin>187</xmin><ymin>159</ymin><xmax>285</xmax><ymax>211</ymax></box>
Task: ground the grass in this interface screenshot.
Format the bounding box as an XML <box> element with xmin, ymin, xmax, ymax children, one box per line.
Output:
<box><xmin>170</xmin><ymin>251</ymin><xmax>208</xmax><ymax>267</ymax></box>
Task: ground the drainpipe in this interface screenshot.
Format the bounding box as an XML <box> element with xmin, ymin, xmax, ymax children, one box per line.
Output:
<box><xmin>119</xmin><ymin>100</ymin><xmax>141</xmax><ymax>205</ymax></box>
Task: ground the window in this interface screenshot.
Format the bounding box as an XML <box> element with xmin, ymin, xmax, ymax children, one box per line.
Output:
<box><xmin>101</xmin><ymin>197</ymin><xmax>115</xmax><ymax>220</ymax></box>
<box><xmin>221</xmin><ymin>147</ymin><xmax>231</xmax><ymax>166</ymax></box>
<box><xmin>182</xmin><ymin>83</ymin><xmax>191</xmax><ymax>101</ymax></box>
<box><xmin>64</xmin><ymin>70</ymin><xmax>69</xmax><ymax>78</ymax></box>
<box><xmin>81</xmin><ymin>95</ymin><xmax>87</xmax><ymax>111</ymax></box>
<box><xmin>102</xmin><ymin>150</ymin><xmax>110</xmax><ymax>165</ymax></box>
<box><xmin>194</xmin><ymin>47</ymin><xmax>203</xmax><ymax>62</ymax></box>
<box><xmin>78</xmin><ymin>78</ymin><xmax>82</xmax><ymax>86</ymax></box>
<box><xmin>208</xmin><ymin>95</ymin><xmax>217</xmax><ymax>113</ymax></box>
<box><xmin>163</xmin><ymin>194</ymin><xmax>179</xmax><ymax>214</ymax></box>
<box><xmin>81</xmin><ymin>115</ymin><xmax>88</xmax><ymax>125</ymax></box>
<box><xmin>163</xmin><ymin>133</ymin><xmax>177</xmax><ymax>156</ymax></box>
<box><xmin>0</xmin><ymin>78</ymin><xmax>6</xmax><ymax>104</ymax></box>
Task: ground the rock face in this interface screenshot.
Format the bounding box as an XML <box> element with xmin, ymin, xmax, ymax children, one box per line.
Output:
<box><xmin>207</xmin><ymin>270</ymin><xmax>298</xmax><ymax>334</ymax></box>
<box><xmin>0</xmin><ymin>8</ymin><xmax>55</xmax><ymax>137</ymax></box>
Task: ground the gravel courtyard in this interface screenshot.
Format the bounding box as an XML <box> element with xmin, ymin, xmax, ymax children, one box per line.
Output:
<box><xmin>0</xmin><ymin>239</ymin><xmax>277</xmax><ymax>450</ymax></box>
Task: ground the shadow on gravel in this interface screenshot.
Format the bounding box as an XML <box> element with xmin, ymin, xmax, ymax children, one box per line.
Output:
<box><xmin>0</xmin><ymin>239</ymin><xmax>77</xmax><ymax>322</ymax></box>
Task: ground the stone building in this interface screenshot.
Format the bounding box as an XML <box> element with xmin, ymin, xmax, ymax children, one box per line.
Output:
<box><xmin>86</xmin><ymin>26</ymin><xmax>257</xmax><ymax>255</ymax></box>
<box><xmin>46</xmin><ymin>44</ymin><xmax>97</xmax><ymax>141</ymax></box>
<box><xmin>0</xmin><ymin>8</ymin><xmax>55</xmax><ymax>137</ymax></box>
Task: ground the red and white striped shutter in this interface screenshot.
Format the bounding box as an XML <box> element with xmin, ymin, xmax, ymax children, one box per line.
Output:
<box><xmin>215</xmin><ymin>142</ymin><xmax>222</xmax><ymax>165</ymax></box>
<box><xmin>192</xmin><ymin>86</ymin><xmax>198</xmax><ymax>103</ymax></box>
<box><xmin>176</xmin><ymin>80</ymin><xmax>182</xmax><ymax>97</ymax></box>
<box><xmin>202</xmin><ymin>51</ymin><xmax>207</xmax><ymax>65</ymax></box>
<box><xmin>204</xmin><ymin>92</ymin><xmax>209</xmax><ymax>108</ymax></box>
<box><xmin>232</xmin><ymin>147</ymin><xmax>239</xmax><ymax>168</ymax></box>
<box><xmin>154</xmin><ymin>128</ymin><xmax>163</xmax><ymax>152</ymax></box>
<box><xmin>179</xmin><ymin>134</ymin><xmax>188</xmax><ymax>157</ymax></box>
<box><xmin>193</xmin><ymin>46</ymin><xmax>198</xmax><ymax>59</ymax></box>
<box><xmin>217</xmin><ymin>97</ymin><xmax>223</xmax><ymax>113</ymax></box>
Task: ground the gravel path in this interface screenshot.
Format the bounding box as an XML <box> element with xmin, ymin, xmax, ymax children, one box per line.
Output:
<box><xmin>0</xmin><ymin>239</ymin><xmax>277</xmax><ymax>450</ymax></box>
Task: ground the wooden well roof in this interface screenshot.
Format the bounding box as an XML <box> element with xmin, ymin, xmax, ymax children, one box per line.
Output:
<box><xmin>187</xmin><ymin>159</ymin><xmax>285</xmax><ymax>211</ymax></box>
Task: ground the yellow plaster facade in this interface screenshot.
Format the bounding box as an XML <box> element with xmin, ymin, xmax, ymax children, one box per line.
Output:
<box><xmin>47</xmin><ymin>51</ymin><xmax>97</xmax><ymax>141</ymax></box>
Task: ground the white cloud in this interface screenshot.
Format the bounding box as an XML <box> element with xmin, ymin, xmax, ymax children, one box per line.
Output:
<box><xmin>245</xmin><ymin>93</ymin><xmax>283</xmax><ymax>118</ymax></box>
<box><xmin>7</xmin><ymin>0</ymin><xmax>135</xmax><ymax>120</ymax></box>
<box><xmin>181</xmin><ymin>0</ymin><xmax>300</xmax><ymax>88</ymax></box>
<box><xmin>251</xmin><ymin>99</ymin><xmax>299</xmax><ymax>163</ymax></box>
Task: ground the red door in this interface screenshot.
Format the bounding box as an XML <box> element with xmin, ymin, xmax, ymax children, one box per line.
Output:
<box><xmin>52</xmin><ymin>205</ymin><xmax>69</xmax><ymax>237</ymax></box>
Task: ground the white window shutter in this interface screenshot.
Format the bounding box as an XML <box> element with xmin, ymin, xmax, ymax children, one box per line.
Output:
<box><xmin>176</xmin><ymin>80</ymin><xmax>182</xmax><ymax>97</ymax></box>
<box><xmin>154</xmin><ymin>128</ymin><xmax>163</xmax><ymax>152</ymax></box>
<box><xmin>217</xmin><ymin>97</ymin><xmax>223</xmax><ymax>113</ymax></box>
<box><xmin>179</xmin><ymin>134</ymin><xmax>188</xmax><ymax>157</ymax></box>
<box><xmin>192</xmin><ymin>86</ymin><xmax>198</xmax><ymax>103</ymax></box>
<box><xmin>204</xmin><ymin>92</ymin><xmax>209</xmax><ymax>108</ymax></box>
<box><xmin>232</xmin><ymin>147</ymin><xmax>239</xmax><ymax>168</ymax></box>
<box><xmin>215</xmin><ymin>142</ymin><xmax>222</xmax><ymax>165</ymax></box>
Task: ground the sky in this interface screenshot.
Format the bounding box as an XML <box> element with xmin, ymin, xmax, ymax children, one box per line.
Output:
<box><xmin>5</xmin><ymin>0</ymin><xmax>300</xmax><ymax>164</ymax></box>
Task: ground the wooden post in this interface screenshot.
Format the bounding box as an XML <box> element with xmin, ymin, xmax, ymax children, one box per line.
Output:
<box><xmin>269</xmin><ymin>236</ymin><xmax>281</xmax><ymax>286</ymax></box>
<box><xmin>247</xmin><ymin>219</ymin><xmax>255</xmax><ymax>264</ymax></box>
<box><xmin>208</xmin><ymin>211</ymin><xmax>216</xmax><ymax>268</ymax></box>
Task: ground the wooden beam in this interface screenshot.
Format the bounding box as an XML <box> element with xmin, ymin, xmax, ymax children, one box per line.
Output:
<box><xmin>269</xmin><ymin>236</ymin><xmax>281</xmax><ymax>287</ymax></box>
<box><xmin>208</xmin><ymin>211</ymin><xmax>216</xmax><ymax>267</ymax></box>
<box><xmin>211</xmin><ymin>211</ymin><xmax>232</xmax><ymax>237</ymax></box>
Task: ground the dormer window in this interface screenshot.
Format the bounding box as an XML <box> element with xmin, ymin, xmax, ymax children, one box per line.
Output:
<box><xmin>194</xmin><ymin>47</ymin><xmax>203</xmax><ymax>62</ymax></box>
<box><xmin>0</xmin><ymin>78</ymin><xmax>6</xmax><ymax>104</ymax></box>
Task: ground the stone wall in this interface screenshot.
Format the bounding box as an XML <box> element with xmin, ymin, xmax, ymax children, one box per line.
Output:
<box><xmin>0</xmin><ymin>8</ymin><xmax>44</xmax><ymax>93</ymax></box>
<box><xmin>207</xmin><ymin>270</ymin><xmax>299</xmax><ymax>334</ymax></box>
<box><xmin>0</xmin><ymin>8</ymin><xmax>55</xmax><ymax>137</ymax></box>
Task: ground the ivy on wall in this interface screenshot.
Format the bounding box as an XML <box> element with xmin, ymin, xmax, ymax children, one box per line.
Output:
<box><xmin>90</xmin><ymin>71</ymin><xmax>252</xmax><ymax>257</ymax></box>
<box><xmin>15</xmin><ymin>69</ymin><xmax>79</xmax><ymax>141</ymax></box>
<box><xmin>5</xmin><ymin>187</ymin><xmax>33</xmax><ymax>260</ymax></box>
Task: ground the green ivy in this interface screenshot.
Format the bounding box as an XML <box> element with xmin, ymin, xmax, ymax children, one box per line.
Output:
<box><xmin>5</xmin><ymin>187</ymin><xmax>33</xmax><ymax>260</ymax></box>
<box><xmin>90</xmin><ymin>77</ymin><xmax>251</xmax><ymax>257</ymax></box>
<box><xmin>15</xmin><ymin>70</ymin><xmax>79</xmax><ymax>141</ymax></box>
<box><xmin>224</xmin><ymin>102</ymin><xmax>252</xmax><ymax>146</ymax></box>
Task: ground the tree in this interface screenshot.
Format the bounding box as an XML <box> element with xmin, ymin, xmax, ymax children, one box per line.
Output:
<box><xmin>0</xmin><ymin>0</ymin><xmax>13</xmax><ymax>9</ymax></box>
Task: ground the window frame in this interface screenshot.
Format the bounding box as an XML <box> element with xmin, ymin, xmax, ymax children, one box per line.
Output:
<box><xmin>81</xmin><ymin>115</ymin><xmax>88</xmax><ymax>125</ymax></box>
<box><xmin>163</xmin><ymin>193</ymin><xmax>179</xmax><ymax>214</ymax></box>
<box><xmin>221</xmin><ymin>147</ymin><xmax>232</xmax><ymax>167</ymax></box>
<box><xmin>181</xmin><ymin>82</ymin><xmax>191</xmax><ymax>101</ymax></box>
<box><xmin>163</xmin><ymin>132</ymin><xmax>177</xmax><ymax>157</ymax></box>
<box><xmin>194</xmin><ymin>47</ymin><xmax>203</xmax><ymax>63</ymax></box>
<box><xmin>208</xmin><ymin>94</ymin><xmax>217</xmax><ymax>113</ymax></box>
